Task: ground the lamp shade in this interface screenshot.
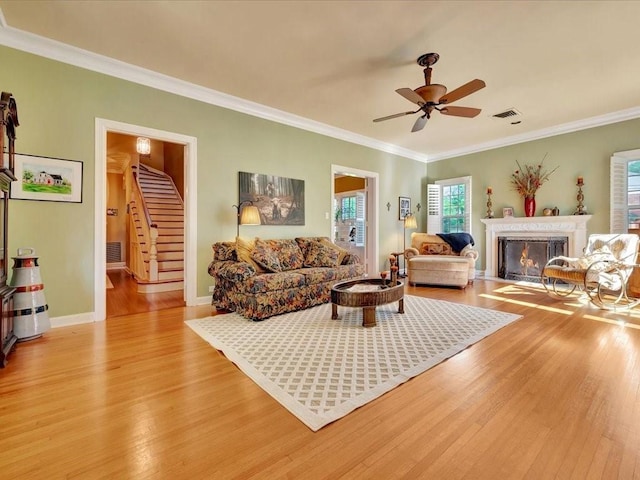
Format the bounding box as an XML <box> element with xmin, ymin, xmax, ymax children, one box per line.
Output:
<box><xmin>240</xmin><ymin>205</ymin><xmax>261</xmax><ymax>226</ymax></box>
<box><xmin>404</xmin><ymin>213</ymin><xmax>417</xmax><ymax>230</ymax></box>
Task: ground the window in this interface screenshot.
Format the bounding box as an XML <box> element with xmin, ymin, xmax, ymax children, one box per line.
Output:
<box><xmin>341</xmin><ymin>196</ymin><xmax>356</xmax><ymax>220</ymax></box>
<box><xmin>441</xmin><ymin>183</ymin><xmax>467</xmax><ymax>232</ymax></box>
<box><xmin>610</xmin><ymin>150</ymin><xmax>640</xmax><ymax>233</ymax></box>
<box><xmin>427</xmin><ymin>176</ymin><xmax>472</xmax><ymax>234</ymax></box>
<box><xmin>628</xmin><ymin>161</ymin><xmax>640</xmax><ymax>229</ymax></box>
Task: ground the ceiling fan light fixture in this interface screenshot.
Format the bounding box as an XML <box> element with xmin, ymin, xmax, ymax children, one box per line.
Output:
<box><xmin>414</xmin><ymin>84</ymin><xmax>447</xmax><ymax>103</ymax></box>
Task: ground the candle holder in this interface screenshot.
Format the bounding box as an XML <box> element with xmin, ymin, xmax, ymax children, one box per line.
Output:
<box><xmin>389</xmin><ymin>255</ymin><xmax>398</xmax><ymax>286</ymax></box>
<box><xmin>574</xmin><ymin>180</ymin><xmax>588</xmax><ymax>215</ymax></box>
<box><xmin>485</xmin><ymin>192</ymin><xmax>494</xmax><ymax>218</ymax></box>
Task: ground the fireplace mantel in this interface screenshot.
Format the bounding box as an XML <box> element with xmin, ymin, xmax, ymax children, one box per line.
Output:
<box><xmin>480</xmin><ymin>215</ymin><xmax>592</xmax><ymax>278</ymax></box>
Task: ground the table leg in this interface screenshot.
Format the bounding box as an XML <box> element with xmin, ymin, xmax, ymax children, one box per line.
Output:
<box><xmin>362</xmin><ymin>306</ymin><xmax>376</xmax><ymax>327</ymax></box>
<box><xmin>398</xmin><ymin>298</ymin><xmax>404</xmax><ymax>314</ymax></box>
<box><xmin>331</xmin><ymin>303</ymin><xmax>338</xmax><ymax>320</ymax></box>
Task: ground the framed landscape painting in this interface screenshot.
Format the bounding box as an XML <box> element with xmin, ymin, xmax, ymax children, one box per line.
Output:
<box><xmin>11</xmin><ymin>154</ymin><xmax>83</xmax><ymax>203</ymax></box>
<box><xmin>239</xmin><ymin>171</ymin><xmax>304</xmax><ymax>225</ymax></box>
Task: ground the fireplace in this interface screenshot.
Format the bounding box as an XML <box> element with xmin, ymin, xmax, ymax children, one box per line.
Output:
<box><xmin>480</xmin><ymin>215</ymin><xmax>591</xmax><ymax>279</ymax></box>
<box><xmin>498</xmin><ymin>236</ymin><xmax>567</xmax><ymax>282</ymax></box>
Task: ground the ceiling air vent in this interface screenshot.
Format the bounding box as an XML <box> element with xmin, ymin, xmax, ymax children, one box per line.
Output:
<box><xmin>492</xmin><ymin>108</ymin><xmax>523</xmax><ymax>124</ymax></box>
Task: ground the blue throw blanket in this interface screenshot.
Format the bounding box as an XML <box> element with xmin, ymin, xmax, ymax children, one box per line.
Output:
<box><xmin>436</xmin><ymin>233</ymin><xmax>475</xmax><ymax>253</ymax></box>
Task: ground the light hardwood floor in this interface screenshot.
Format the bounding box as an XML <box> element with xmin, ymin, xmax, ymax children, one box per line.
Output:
<box><xmin>106</xmin><ymin>269</ymin><xmax>184</xmax><ymax>318</ymax></box>
<box><xmin>1</xmin><ymin>279</ymin><xmax>640</xmax><ymax>479</ymax></box>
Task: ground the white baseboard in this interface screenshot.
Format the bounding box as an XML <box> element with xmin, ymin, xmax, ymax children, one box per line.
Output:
<box><xmin>196</xmin><ymin>295</ymin><xmax>212</xmax><ymax>305</ymax></box>
<box><xmin>50</xmin><ymin>311</ymin><xmax>98</xmax><ymax>328</ymax></box>
<box><xmin>50</xmin><ymin>297</ymin><xmax>212</xmax><ymax>327</ymax></box>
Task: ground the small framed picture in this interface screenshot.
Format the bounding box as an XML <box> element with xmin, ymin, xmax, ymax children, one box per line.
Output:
<box><xmin>399</xmin><ymin>196</ymin><xmax>411</xmax><ymax>220</ymax></box>
<box><xmin>10</xmin><ymin>153</ymin><xmax>83</xmax><ymax>203</ymax></box>
<box><xmin>503</xmin><ymin>207</ymin><xmax>514</xmax><ymax>218</ymax></box>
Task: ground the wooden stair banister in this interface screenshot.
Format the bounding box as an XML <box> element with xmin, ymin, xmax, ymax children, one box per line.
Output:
<box><xmin>132</xmin><ymin>165</ymin><xmax>159</xmax><ymax>282</ymax></box>
<box><xmin>128</xmin><ymin>185</ymin><xmax>151</xmax><ymax>282</ymax></box>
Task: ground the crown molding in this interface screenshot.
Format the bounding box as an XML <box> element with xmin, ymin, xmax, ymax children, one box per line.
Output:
<box><xmin>427</xmin><ymin>106</ymin><xmax>640</xmax><ymax>163</ymax></box>
<box><xmin>0</xmin><ymin>21</ymin><xmax>429</xmax><ymax>163</ymax></box>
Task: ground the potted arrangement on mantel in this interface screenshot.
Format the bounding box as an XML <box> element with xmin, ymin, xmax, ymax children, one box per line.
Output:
<box><xmin>510</xmin><ymin>155</ymin><xmax>558</xmax><ymax>217</ymax></box>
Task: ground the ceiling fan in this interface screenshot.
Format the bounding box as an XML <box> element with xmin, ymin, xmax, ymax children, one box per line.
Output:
<box><xmin>373</xmin><ymin>52</ymin><xmax>486</xmax><ymax>132</ymax></box>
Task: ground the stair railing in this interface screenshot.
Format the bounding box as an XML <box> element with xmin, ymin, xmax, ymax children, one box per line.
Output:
<box><xmin>127</xmin><ymin>163</ymin><xmax>158</xmax><ymax>282</ymax></box>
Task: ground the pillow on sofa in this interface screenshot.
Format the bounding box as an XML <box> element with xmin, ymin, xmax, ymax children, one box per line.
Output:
<box><xmin>319</xmin><ymin>238</ymin><xmax>349</xmax><ymax>265</ymax></box>
<box><xmin>251</xmin><ymin>239</ymin><xmax>282</xmax><ymax>272</ymax></box>
<box><xmin>420</xmin><ymin>242</ymin><xmax>453</xmax><ymax>255</ymax></box>
<box><xmin>264</xmin><ymin>238</ymin><xmax>304</xmax><ymax>270</ymax></box>
<box><xmin>304</xmin><ymin>240</ymin><xmax>340</xmax><ymax>267</ymax></box>
<box><xmin>295</xmin><ymin>237</ymin><xmax>330</xmax><ymax>259</ymax></box>
<box><xmin>236</xmin><ymin>237</ymin><xmax>265</xmax><ymax>273</ymax></box>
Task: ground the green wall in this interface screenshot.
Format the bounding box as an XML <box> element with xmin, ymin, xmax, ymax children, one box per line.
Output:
<box><xmin>426</xmin><ymin>118</ymin><xmax>640</xmax><ymax>271</ymax></box>
<box><xmin>0</xmin><ymin>45</ymin><xmax>425</xmax><ymax>318</ymax></box>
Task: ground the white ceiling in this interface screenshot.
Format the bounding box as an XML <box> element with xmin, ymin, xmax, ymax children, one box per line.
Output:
<box><xmin>2</xmin><ymin>0</ymin><xmax>640</xmax><ymax>162</ymax></box>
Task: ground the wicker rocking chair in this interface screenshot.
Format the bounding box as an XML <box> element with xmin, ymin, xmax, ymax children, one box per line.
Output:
<box><xmin>541</xmin><ymin>233</ymin><xmax>640</xmax><ymax>310</ymax></box>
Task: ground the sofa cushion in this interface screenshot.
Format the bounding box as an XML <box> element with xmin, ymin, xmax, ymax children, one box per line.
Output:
<box><xmin>304</xmin><ymin>240</ymin><xmax>340</xmax><ymax>267</ymax></box>
<box><xmin>244</xmin><ymin>271</ymin><xmax>306</xmax><ymax>294</ymax></box>
<box><xmin>295</xmin><ymin>236</ymin><xmax>331</xmax><ymax>259</ymax></box>
<box><xmin>236</xmin><ymin>237</ymin><xmax>266</xmax><ymax>273</ymax></box>
<box><xmin>319</xmin><ymin>238</ymin><xmax>349</xmax><ymax>265</ymax></box>
<box><xmin>296</xmin><ymin>267</ymin><xmax>339</xmax><ymax>285</ymax></box>
<box><xmin>420</xmin><ymin>242</ymin><xmax>453</xmax><ymax>255</ymax></box>
<box><xmin>263</xmin><ymin>238</ymin><xmax>304</xmax><ymax>271</ymax></box>
<box><xmin>251</xmin><ymin>239</ymin><xmax>282</xmax><ymax>272</ymax></box>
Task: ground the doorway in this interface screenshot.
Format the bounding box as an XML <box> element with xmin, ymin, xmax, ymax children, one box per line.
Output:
<box><xmin>105</xmin><ymin>133</ymin><xmax>186</xmax><ymax>317</ymax></box>
<box><xmin>95</xmin><ymin>119</ymin><xmax>198</xmax><ymax>322</ymax></box>
<box><xmin>331</xmin><ymin>165</ymin><xmax>379</xmax><ymax>275</ymax></box>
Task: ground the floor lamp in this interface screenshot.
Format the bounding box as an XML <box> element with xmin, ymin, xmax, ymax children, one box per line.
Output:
<box><xmin>402</xmin><ymin>213</ymin><xmax>417</xmax><ymax>276</ymax></box>
<box><xmin>233</xmin><ymin>201</ymin><xmax>261</xmax><ymax>238</ymax></box>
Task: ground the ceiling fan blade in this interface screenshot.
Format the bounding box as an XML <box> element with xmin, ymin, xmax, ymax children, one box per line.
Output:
<box><xmin>396</xmin><ymin>88</ymin><xmax>426</xmax><ymax>106</ymax></box>
<box><xmin>373</xmin><ymin>109</ymin><xmax>420</xmax><ymax>122</ymax></box>
<box><xmin>440</xmin><ymin>106</ymin><xmax>482</xmax><ymax>118</ymax></box>
<box><xmin>411</xmin><ymin>115</ymin><xmax>428</xmax><ymax>132</ymax></box>
<box><xmin>439</xmin><ymin>79</ymin><xmax>486</xmax><ymax>104</ymax></box>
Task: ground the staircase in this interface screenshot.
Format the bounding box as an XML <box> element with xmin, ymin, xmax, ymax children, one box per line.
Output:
<box><xmin>130</xmin><ymin>163</ymin><xmax>184</xmax><ymax>293</ymax></box>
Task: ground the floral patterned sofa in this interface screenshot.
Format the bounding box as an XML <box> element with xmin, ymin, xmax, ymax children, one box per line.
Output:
<box><xmin>208</xmin><ymin>236</ymin><xmax>364</xmax><ymax>320</ymax></box>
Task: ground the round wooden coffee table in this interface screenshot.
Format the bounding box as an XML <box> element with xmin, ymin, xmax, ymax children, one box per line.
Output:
<box><xmin>331</xmin><ymin>278</ymin><xmax>404</xmax><ymax>327</ymax></box>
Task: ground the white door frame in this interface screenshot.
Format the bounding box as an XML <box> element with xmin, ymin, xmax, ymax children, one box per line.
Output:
<box><xmin>331</xmin><ymin>164</ymin><xmax>379</xmax><ymax>275</ymax></box>
<box><xmin>94</xmin><ymin>118</ymin><xmax>198</xmax><ymax>321</ymax></box>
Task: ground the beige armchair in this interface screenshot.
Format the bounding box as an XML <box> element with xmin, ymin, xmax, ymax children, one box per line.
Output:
<box><xmin>541</xmin><ymin>233</ymin><xmax>640</xmax><ymax>310</ymax></box>
<box><xmin>404</xmin><ymin>233</ymin><xmax>479</xmax><ymax>288</ymax></box>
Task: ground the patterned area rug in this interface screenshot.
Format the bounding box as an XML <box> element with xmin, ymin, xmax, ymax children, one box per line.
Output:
<box><xmin>186</xmin><ymin>295</ymin><xmax>522</xmax><ymax>431</ymax></box>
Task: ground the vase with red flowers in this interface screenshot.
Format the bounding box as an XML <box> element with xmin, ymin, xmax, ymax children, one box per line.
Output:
<box><xmin>510</xmin><ymin>155</ymin><xmax>558</xmax><ymax>217</ymax></box>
